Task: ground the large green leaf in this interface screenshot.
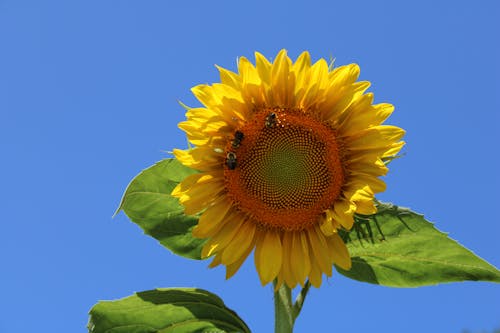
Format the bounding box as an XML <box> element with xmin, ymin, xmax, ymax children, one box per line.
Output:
<box><xmin>88</xmin><ymin>288</ymin><xmax>251</xmax><ymax>333</ymax></box>
<box><xmin>116</xmin><ymin>158</ymin><xmax>205</xmax><ymax>260</ymax></box>
<box><xmin>336</xmin><ymin>202</ymin><xmax>500</xmax><ymax>287</ymax></box>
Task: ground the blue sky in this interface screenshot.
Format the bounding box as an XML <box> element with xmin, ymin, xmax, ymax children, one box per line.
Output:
<box><xmin>1</xmin><ymin>0</ymin><xmax>499</xmax><ymax>332</ymax></box>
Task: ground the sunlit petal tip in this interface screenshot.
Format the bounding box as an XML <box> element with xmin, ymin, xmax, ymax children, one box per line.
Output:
<box><xmin>348</xmin><ymin>63</ymin><xmax>361</xmax><ymax>75</ymax></box>
<box><xmin>275</xmin><ymin>49</ymin><xmax>288</xmax><ymax>60</ymax></box>
<box><xmin>308</xmin><ymin>256</ymin><xmax>323</xmax><ymax>288</ymax></box>
<box><xmin>171</xmin><ymin>183</ymin><xmax>182</xmax><ymax>198</ymax></box>
<box><xmin>355</xmin><ymin>200</ymin><xmax>377</xmax><ymax>215</ymax></box>
<box><xmin>225</xmin><ymin>240</ymin><xmax>254</xmax><ymax>280</ymax></box>
<box><xmin>295</xmin><ymin>50</ymin><xmax>311</xmax><ymax>64</ymax></box>
<box><xmin>375</xmin><ymin>102</ymin><xmax>395</xmax><ymax>114</ymax></box>
<box><xmin>201</xmin><ymin>242</ymin><xmax>219</xmax><ymax>259</ymax></box>
<box><xmin>208</xmin><ymin>253</ymin><xmax>222</xmax><ymax>268</ymax></box>
<box><xmin>255</xmin><ymin>51</ymin><xmax>271</xmax><ymax>65</ymax></box>
<box><xmin>319</xmin><ymin>215</ymin><xmax>335</xmax><ymax>236</ymax></box>
<box><xmin>194</xmin><ymin>200</ymin><xmax>232</xmax><ymax>238</ymax></box>
<box><xmin>237</xmin><ymin>56</ymin><xmax>253</xmax><ymax>72</ymax></box>
<box><xmin>328</xmin><ymin>233</ymin><xmax>352</xmax><ymax>270</ymax></box>
<box><xmin>221</xmin><ymin>222</ymin><xmax>256</xmax><ymax>265</ymax></box>
<box><xmin>190</xmin><ymin>84</ymin><xmax>210</xmax><ymax>100</ymax></box>
<box><xmin>332</xmin><ymin>200</ymin><xmax>355</xmax><ymax>230</ymax></box>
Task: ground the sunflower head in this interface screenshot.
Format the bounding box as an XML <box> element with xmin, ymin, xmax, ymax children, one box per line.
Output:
<box><xmin>172</xmin><ymin>50</ymin><xmax>405</xmax><ymax>289</ymax></box>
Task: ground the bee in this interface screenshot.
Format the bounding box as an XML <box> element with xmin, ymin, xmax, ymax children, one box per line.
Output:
<box><xmin>265</xmin><ymin>112</ymin><xmax>277</xmax><ymax>128</ymax></box>
<box><xmin>226</xmin><ymin>152</ymin><xmax>237</xmax><ymax>170</ymax></box>
<box><xmin>232</xmin><ymin>130</ymin><xmax>244</xmax><ymax>149</ymax></box>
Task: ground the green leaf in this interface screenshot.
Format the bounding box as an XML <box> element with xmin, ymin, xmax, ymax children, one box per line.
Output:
<box><xmin>116</xmin><ymin>158</ymin><xmax>205</xmax><ymax>260</ymax></box>
<box><xmin>335</xmin><ymin>202</ymin><xmax>500</xmax><ymax>287</ymax></box>
<box><xmin>88</xmin><ymin>288</ymin><xmax>251</xmax><ymax>333</ymax></box>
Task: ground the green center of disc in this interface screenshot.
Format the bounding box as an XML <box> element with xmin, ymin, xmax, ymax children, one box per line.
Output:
<box><xmin>262</xmin><ymin>145</ymin><xmax>309</xmax><ymax>193</ymax></box>
<box><xmin>238</xmin><ymin>126</ymin><xmax>332</xmax><ymax>209</ymax></box>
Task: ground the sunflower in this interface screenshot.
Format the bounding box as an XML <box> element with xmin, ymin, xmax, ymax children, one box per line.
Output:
<box><xmin>172</xmin><ymin>50</ymin><xmax>404</xmax><ymax>289</ymax></box>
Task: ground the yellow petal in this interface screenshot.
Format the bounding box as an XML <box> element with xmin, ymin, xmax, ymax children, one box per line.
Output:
<box><xmin>179</xmin><ymin>181</ymin><xmax>225</xmax><ymax>215</ymax></box>
<box><xmin>344</xmin><ymin>186</ymin><xmax>377</xmax><ymax>215</ymax></box>
<box><xmin>255</xmin><ymin>51</ymin><xmax>272</xmax><ymax>86</ymax></box>
<box><xmin>270</xmin><ymin>49</ymin><xmax>293</xmax><ymax>106</ymax></box>
<box><xmin>329</xmin><ymin>63</ymin><xmax>360</xmax><ymax>82</ymax></box>
<box><xmin>292</xmin><ymin>52</ymin><xmax>312</xmax><ymax>101</ymax></box>
<box><xmin>191</xmin><ymin>84</ymin><xmax>220</xmax><ymax>109</ymax></box>
<box><xmin>254</xmin><ymin>230</ymin><xmax>282</xmax><ymax>285</ymax></box>
<box><xmin>292</xmin><ymin>51</ymin><xmax>312</xmax><ymax>74</ymax></box>
<box><xmin>319</xmin><ymin>214</ymin><xmax>336</xmax><ymax>236</ymax></box>
<box><xmin>216</xmin><ymin>65</ymin><xmax>241</xmax><ymax>90</ymax></box>
<box><xmin>336</xmin><ymin>93</ymin><xmax>375</xmax><ymax>134</ymax></box>
<box><xmin>173</xmin><ymin>171</ymin><xmax>222</xmax><ymax>197</ymax></box>
<box><xmin>171</xmin><ymin>173</ymin><xmax>202</xmax><ymax>198</ymax></box>
<box><xmin>211</xmin><ymin>83</ymin><xmax>246</xmax><ymax>105</ymax></box>
<box><xmin>208</xmin><ymin>252</ymin><xmax>222</xmax><ymax>267</ymax></box>
<box><xmin>332</xmin><ymin>199</ymin><xmax>356</xmax><ymax>230</ymax></box>
<box><xmin>237</xmin><ymin>57</ymin><xmax>267</xmax><ymax>106</ymax></box>
<box><xmin>345</xmin><ymin>174</ymin><xmax>387</xmax><ymax>193</ymax></box>
<box><xmin>345</xmin><ymin>125</ymin><xmax>405</xmax><ymax>150</ymax></box>
<box><xmin>323</xmin><ymin>81</ymin><xmax>370</xmax><ymax>123</ymax></box>
<box><xmin>347</xmin><ymin>185</ymin><xmax>374</xmax><ymax>203</ymax></box>
<box><xmin>281</xmin><ymin>232</ymin><xmax>297</xmax><ymax>288</ymax></box>
<box><xmin>356</xmin><ymin>200</ymin><xmax>377</xmax><ymax>215</ymax></box>
<box><xmin>193</xmin><ymin>197</ymin><xmax>233</xmax><ymax>238</ymax></box>
<box><xmin>337</xmin><ymin>96</ymin><xmax>396</xmax><ymax>137</ymax></box>
<box><xmin>179</xmin><ymin>117</ymin><xmax>223</xmax><ymax>133</ymax></box>
<box><xmin>238</xmin><ymin>56</ymin><xmax>261</xmax><ymax>86</ymax></box>
<box><xmin>310</xmin><ymin>58</ymin><xmax>330</xmax><ymax>91</ymax></box>
<box><xmin>307</xmin><ymin>226</ymin><xmax>332</xmax><ymax>276</ymax></box>
<box><xmin>300</xmin><ymin>58</ymin><xmax>329</xmax><ymax>109</ymax></box>
<box><xmin>202</xmin><ymin>242</ymin><xmax>219</xmax><ymax>260</ymax></box>
<box><xmin>291</xmin><ymin>231</ymin><xmax>311</xmax><ymax>286</ymax></box>
<box><xmin>326</xmin><ymin>232</ymin><xmax>351</xmax><ymax>270</ymax></box>
<box><xmin>373</xmin><ymin>103</ymin><xmax>394</xmax><ymax>123</ymax></box>
<box><xmin>191</xmin><ymin>84</ymin><xmax>249</xmax><ymax>126</ymax></box>
<box><xmin>173</xmin><ymin>148</ymin><xmax>222</xmax><ymax>171</ymax></box>
<box><xmin>221</xmin><ymin>220</ymin><xmax>256</xmax><ymax>265</ymax></box>
<box><xmin>225</xmin><ymin>240</ymin><xmax>255</xmax><ymax>280</ymax></box>
<box><xmin>320</xmin><ymin>64</ymin><xmax>361</xmax><ymax>120</ymax></box>
<box><xmin>185</xmin><ymin>107</ymin><xmax>220</xmax><ymax>122</ymax></box>
<box><xmin>201</xmin><ymin>212</ymin><xmax>245</xmax><ymax>258</ymax></box>
<box><xmin>347</xmin><ymin>158</ymin><xmax>388</xmax><ymax>177</ymax></box>
<box><xmin>308</xmin><ymin>249</ymin><xmax>323</xmax><ymax>288</ymax></box>
<box><xmin>382</xmin><ymin>141</ymin><xmax>405</xmax><ymax>158</ymax></box>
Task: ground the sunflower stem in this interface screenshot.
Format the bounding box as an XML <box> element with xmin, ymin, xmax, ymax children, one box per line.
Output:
<box><xmin>273</xmin><ymin>280</ymin><xmax>312</xmax><ymax>333</ymax></box>
<box><xmin>273</xmin><ymin>281</ymin><xmax>294</xmax><ymax>333</ymax></box>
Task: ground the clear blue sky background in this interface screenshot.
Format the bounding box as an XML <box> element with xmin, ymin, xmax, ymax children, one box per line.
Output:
<box><xmin>1</xmin><ymin>1</ymin><xmax>499</xmax><ymax>332</ymax></box>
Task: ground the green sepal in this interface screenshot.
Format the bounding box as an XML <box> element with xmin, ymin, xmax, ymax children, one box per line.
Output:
<box><xmin>88</xmin><ymin>288</ymin><xmax>251</xmax><ymax>333</ymax></box>
<box><xmin>116</xmin><ymin>158</ymin><xmax>205</xmax><ymax>260</ymax></box>
<box><xmin>336</xmin><ymin>202</ymin><xmax>500</xmax><ymax>287</ymax></box>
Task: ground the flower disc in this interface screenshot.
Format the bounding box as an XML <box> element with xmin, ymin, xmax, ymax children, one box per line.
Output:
<box><xmin>225</xmin><ymin>108</ymin><xmax>344</xmax><ymax>231</ymax></box>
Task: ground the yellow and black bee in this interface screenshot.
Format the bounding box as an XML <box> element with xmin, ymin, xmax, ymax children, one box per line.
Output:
<box><xmin>226</xmin><ymin>152</ymin><xmax>237</xmax><ymax>170</ymax></box>
<box><xmin>232</xmin><ymin>130</ymin><xmax>244</xmax><ymax>149</ymax></box>
<box><xmin>265</xmin><ymin>112</ymin><xmax>277</xmax><ymax>128</ymax></box>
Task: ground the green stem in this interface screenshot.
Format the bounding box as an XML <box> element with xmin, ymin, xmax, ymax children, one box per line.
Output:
<box><xmin>292</xmin><ymin>280</ymin><xmax>311</xmax><ymax>318</ymax></box>
<box><xmin>274</xmin><ymin>281</ymin><xmax>294</xmax><ymax>333</ymax></box>
<box><xmin>273</xmin><ymin>280</ymin><xmax>312</xmax><ymax>333</ymax></box>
